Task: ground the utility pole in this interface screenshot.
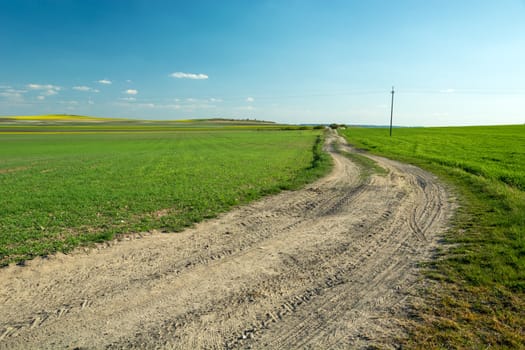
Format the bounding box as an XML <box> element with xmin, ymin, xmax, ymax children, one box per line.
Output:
<box><xmin>389</xmin><ymin>86</ymin><xmax>395</xmax><ymax>137</ymax></box>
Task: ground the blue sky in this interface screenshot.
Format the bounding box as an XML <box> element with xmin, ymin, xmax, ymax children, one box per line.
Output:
<box><xmin>1</xmin><ymin>0</ymin><xmax>524</xmax><ymax>126</ymax></box>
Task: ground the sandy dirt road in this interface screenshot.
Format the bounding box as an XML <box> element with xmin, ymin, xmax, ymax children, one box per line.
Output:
<box><xmin>0</xmin><ymin>131</ymin><xmax>452</xmax><ymax>349</ymax></box>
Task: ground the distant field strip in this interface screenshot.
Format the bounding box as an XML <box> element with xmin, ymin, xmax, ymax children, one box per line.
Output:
<box><xmin>341</xmin><ymin>125</ymin><xmax>525</xmax><ymax>348</ymax></box>
<box><xmin>0</xmin><ymin>125</ymin><xmax>293</xmax><ymax>134</ymax></box>
<box><xmin>0</xmin><ymin>129</ymin><xmax>330</xmax><ymax>265</ymax></box>
<box><xmin>2</xmin><ymin>115</ymin><xmax>115</xmax><ymax>121</ymax></box>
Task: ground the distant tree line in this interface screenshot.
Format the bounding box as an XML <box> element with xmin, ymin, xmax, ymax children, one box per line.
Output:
<box><xmin>329</xmin><ymin>123</ymin><xmax>346</xmax><ymax>129</ymax></box>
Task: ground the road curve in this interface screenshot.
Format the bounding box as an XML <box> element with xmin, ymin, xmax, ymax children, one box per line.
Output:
<box><xmin>0</xmin><ymin>131</ymin><xmax>453</xmax><ymax>349</ymax></box>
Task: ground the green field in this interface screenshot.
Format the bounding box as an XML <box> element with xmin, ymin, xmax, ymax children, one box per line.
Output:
<box><xmin>0</xmin><ymin>121</ymin><xmax>330</xmax><ymax>266</ymax></box>
<box><xmin>0</xmin><ymin>114</ymin><xmax>301</xmax><ymax>133</ymax></box>
<box><xmin>340</xmin><ymin>125</ymin><xmax>525</xmax><ymax>348</ymax></box>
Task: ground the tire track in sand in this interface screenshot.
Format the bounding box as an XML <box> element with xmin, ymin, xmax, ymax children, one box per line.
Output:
<box><xmin>0</xmin><ymin>130</ymin><xmax>453</xmax><ymax>349</ymax></box>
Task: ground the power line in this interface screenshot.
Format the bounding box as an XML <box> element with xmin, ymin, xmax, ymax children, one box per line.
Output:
<box><xmin>390</xmin><ymin>86</ymin><xmax>395</xmax><ymax>137</ymax></box>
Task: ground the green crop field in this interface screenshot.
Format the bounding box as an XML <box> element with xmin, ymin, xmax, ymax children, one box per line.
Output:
<box><xmin>0</xmin><ymin>121</ymin><xmax>330</xmax><ymax>266</ymax></box>
<box><xmin>340</xmin><ymin>125</ymin><xmax>525</xmax><ymax>348</ymax></box>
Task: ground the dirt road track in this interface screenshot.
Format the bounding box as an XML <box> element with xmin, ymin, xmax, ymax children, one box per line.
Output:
<box><xmin>0</xmin><ymin>132</ymin><xmax>453</xmax><ymax>349</ymax></box>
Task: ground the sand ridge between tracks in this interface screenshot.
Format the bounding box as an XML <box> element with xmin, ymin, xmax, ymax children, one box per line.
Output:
<box><xmin>0</xmin><ymin>131</ymin><xmax>453</xmax><ymax>349</ymax></box>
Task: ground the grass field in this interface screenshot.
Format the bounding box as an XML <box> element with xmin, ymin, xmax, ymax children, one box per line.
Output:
<box><xmin>1</xmin><ymin>114</ymin><xmax>113</xmax><ymax>121</ymax></box>
<box><xmin>0</xmin><ymin>121</ymin><xmax>330</xmax><ymax>266</ymax></box>
<box><xmin>340</xmin><ymin>125</ymin><xmax>525</xmax><ymax>348</ymax></box>
<box><xmin>0</xmin><ymin>114</ymin><xmax>299</xmax><ymax>133</ymax></box>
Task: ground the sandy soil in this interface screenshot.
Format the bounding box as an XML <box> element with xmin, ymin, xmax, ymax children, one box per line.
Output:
<box><xmin>0</xmin><ymin>131</ymin><xmax>453</xmax><ymax>349</ymax></box>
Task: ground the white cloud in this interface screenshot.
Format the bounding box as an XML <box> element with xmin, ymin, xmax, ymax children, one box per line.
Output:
<box><xmin>124</xmin><ymin>89</ymin><xmax>138</xmax><ymax>95</ymax></box>
<box><xmin>440</xmin><ymin>89</ymin><xmax>455</xmax><ymax>93</ymax></box>
<box><xmin>26</xmin><ymin>84</ymin><xmax>60</xmax><ymax>98</ymax></box>
<box><xmin>246</xmin><ymin>97</ymin><xmax>255</xmax><ymax>103</ymax></box>
<box><xmin>27</xmin><ymin>83</ymin><xmax>61</xmax><ymax>91</ymax></box>
<box><xmin>73</xmin><ymin>86</ymin><xmax>99</xmax><ymax>93</ymax></box>
<box><xmin>209</xmin><ymin>98</ymin><xmax>222</xmax><ymax>102</ymax></box>
<box><xmin>137</xmin><ymin>103</ymin><xmax>156</xmax><ymax>108</ymax></box>
<box><xmin>0</xmin><ymin>93</ymin><xmax>22</xmax><ymax>101</ymax></box>
<box><xmin>97</xmin><ymin>79</ymin><xmax>112</xmax><ymax>85</ymax></box>
<box><xmin>140</xmin><ymin>103</ymin><xmax>180</xmax><ymax>109</ymax></box>
<box><xmin>117</xmin><ymin>101</ymin><xmax>184</xmax><ymax>110</ymax></box>
<box><xmin>169</xmin><ymin>72</ymin><xmax>208</xmax><ymax>80</ymax></box>
<box><xmin>7</xmin><ymin>88</ymin><xmax>27</xmax><ymax>93</ymax></box>
<box><xmin>37</xmin><ymin>95</ymin><xmax>45</xmax><ymax>100</ymax></box>
<box><xmin>186</xmin><ymin>98</ymin><xmax>196</xmax><ymax>102</ymax></box>
<box><xmin>236</xmin><ymin>105</ymin><xmax>255</xmax><ymax>111</ymax></box>
<box><xmin>0</xmin><ymin>89</ymin><xmax>26</xmax><ymax>99</ymax></box>
<box><xmin>120</xmin><ymin>97</ymin><xmax>136</xmax><ymax>101</ymax></box>
<box><xmin>126</xmin><ymin>80</ymin><xmax>132</xmax><ymax>83</ymax></box>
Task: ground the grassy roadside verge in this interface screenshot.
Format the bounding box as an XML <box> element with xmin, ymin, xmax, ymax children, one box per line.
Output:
<box><xmin>340</xmin><ymin>126</ymin><xmax>525</xmax><ymax>348</ymax></box>
<box><xmin>0</xmin><ymin>129</ymin><xmax>332</xmax><ymax>266</ymax></box>
<box><xmin>336</xmin><ymin>148</ymin><xmax>387</xmax><ymax>181</ymax></box>
<box><xmin>287</xmin><ymin>134</ymin><xmax>333</xmax><ymax>189</ymax></box>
